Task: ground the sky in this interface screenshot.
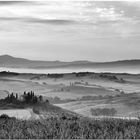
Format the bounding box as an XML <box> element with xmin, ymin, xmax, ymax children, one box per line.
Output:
<box><xmin>0</xmin><ymin>0</ymin><xmax>139</xmax><ymax>62</ymax></box>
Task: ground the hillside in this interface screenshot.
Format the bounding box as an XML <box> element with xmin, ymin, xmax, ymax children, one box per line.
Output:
<box><xmin>0</xmin><ymin>55</ymin><xmax>140</xmax><ymax>70</ymax></box>
<box><xmin>0</xmin><ymin>72</ymin><xmax>140</xmax><ymax>139</ymax></box>
<box><xmin>0</xmin><ymin>91</ymin><xmax>140</xmax><ymax>139</ymax></box>
<box><xmin>0</xmin><ymin>91</ymin><xmax>79</xmax><ymax>120</ymax></box>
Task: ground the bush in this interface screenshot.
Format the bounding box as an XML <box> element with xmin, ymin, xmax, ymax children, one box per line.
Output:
<box><xmin>76</xmin><ymin>72</ymin><xmax>90</xmax><ymax>77</ymax></box>
<box><xmin>0</xmin><ymin>114</ymin><xmax>10</xmax><ymax>119</ymax></box>
<box><xmin>47</xmin><ymin>74</ymin><xmax>63</xmax><ymax>79</ymax></box>
<box><xmin>90</xmin><ymin>108</ymin><xmax>117</xmax><ymax>116</ymax></box>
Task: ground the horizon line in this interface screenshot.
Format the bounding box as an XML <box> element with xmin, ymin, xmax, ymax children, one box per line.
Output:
<box><xmin>1</xmin><ymin>54</ymin><xmax>140</xmax><ymax>63</ymax></box>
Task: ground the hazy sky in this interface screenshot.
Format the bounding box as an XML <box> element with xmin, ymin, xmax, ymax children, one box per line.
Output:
<box><xmin>0</xmin><ymin>0</ymin><xmax>140</xmax><ymax>61</ymax></box>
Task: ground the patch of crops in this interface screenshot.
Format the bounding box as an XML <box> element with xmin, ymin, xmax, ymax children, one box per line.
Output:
<box><xmin>0</xmin><ymin>114</ymin><xmax>140</xmax><ymax>139</ymax></box>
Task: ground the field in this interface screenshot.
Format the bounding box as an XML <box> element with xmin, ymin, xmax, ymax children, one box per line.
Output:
<box><xmin>56</xmin><ymin>93</ymin><xmax>140</xmax><ymax>119</ymax></box>
<box><xmin>0</xmin><ymin>72</ymin><xmax>140</xmax><ymax>119</ymax></box>
<box><xmin>0</xmin><ymin>71</ymin><xmax>140</xmax><ymax>139</ymax></box>
<box><xmin>1</xmin><ymin>72</ymin><xmax>140</xmax><ymax>98</ymax></box>
<box><xmin>1</xmin><ymin>114</ymin><xmax>140</xmax><ymax>139</ymax></box>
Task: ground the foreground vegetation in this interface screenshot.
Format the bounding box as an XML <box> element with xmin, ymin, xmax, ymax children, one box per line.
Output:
<box><xmin>90</xmin><ymin>108</ymin><xmax>117</xmax><ymax>116</ymax></box>
<box><xmin>0</xmin><ymin>88</ymin><xmax>140</xmax><ymax>139</ymax></box>
<box><xmin>0</xmin><ymin>114</ymin><xmax>140</xmax><ymax>139</ymax></box>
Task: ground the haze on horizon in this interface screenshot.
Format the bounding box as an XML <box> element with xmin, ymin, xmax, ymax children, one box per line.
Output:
<box><xmin>0</xmin><ymin>0</ymin><xmax>139</xmax><ymax>62</ymax></box>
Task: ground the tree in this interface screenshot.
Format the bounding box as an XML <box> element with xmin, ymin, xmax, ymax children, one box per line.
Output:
<box><xmin>33</xmin><ymin>96</ymin><xmax>38</xmax><ymax>104</ymax></box>
<box><xmin>16</xmin><ymin>94</ymin><xmax>18</xmax><ymax>100</ymax></box>
<box><xmin>39</xmin><ymin>95</ymin><xmax>43</xmax><ymax>102</ymax></box>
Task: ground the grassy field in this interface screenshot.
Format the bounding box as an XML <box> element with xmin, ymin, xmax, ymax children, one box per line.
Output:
<box><xmin>0</xmin><ymin>96</ymin><xmax>139</xmax><ymax>139</ymax></box>
<box><xmin>0</xmin><ymin>73</ymin><xmax>140</xmax><ymax>139</ymax></box>
<box><xmin>0</xmin><ymin>114</ymin><xmax>140</xmax><ymax>139</ymax></box>
<box><xmin>0</xmin><ymin>72</ymin><xmax>140</xmax><ymax>100</ymax></box>
<box><xmin>0</xmin><ymin>109</ymin><xmax>38</xmax><ymax>120</ymax></box>
<box><xmin>0</xmin><ymin>71</ymin><xmax>140</xmax><ymax>119</ymax></box>
<box><xmin>56</xmin><ymin>92</ymin><xmax>140</xmax><ymax>119</ymax></box>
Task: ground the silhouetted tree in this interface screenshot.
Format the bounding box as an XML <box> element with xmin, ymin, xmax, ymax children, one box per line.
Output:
<box><xmin>16</xmin><ymin>94</ymin><xmax>18</xmax><ymax>100</ymax></box>
<box><xmin>33</xmin><ymin>96</ymin><xmax>38</xmax><ymax>104</ymax></box>
<box><xmin>39</xmin><ymin>95</ymin><xmax>43</xmax><ymax>102</ymax></box>
<box><xmin>46</xmin><ymin>99</ymin><xmax>49</xmax><ymax>103</ymax></box>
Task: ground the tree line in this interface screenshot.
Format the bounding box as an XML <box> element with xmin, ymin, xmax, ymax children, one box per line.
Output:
<box><xmin>0</xmin><ymin>91</ymin><xmax>49</xmax><ymax>105</ymax></box>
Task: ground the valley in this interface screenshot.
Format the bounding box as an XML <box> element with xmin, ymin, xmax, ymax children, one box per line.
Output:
<box><xmin>0</xmin><ymin>71</ymin><xmax>140</xmax><ymax>119</ymax></box>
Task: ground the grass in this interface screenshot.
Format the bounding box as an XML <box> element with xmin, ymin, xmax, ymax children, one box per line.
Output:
<box><xmin>0</xmin><ymin>114</ymin><xmax>140</xmax><ymax>139</ymax></box>
<box><xmin>90</xmin><ymin>108</ymin><xmax>117</xmax><ymax>116</ymax></box>
<box><xmin>0</xmin><ymin>91</ymin><xmax>140</xmax><ymax>139</ymax></box>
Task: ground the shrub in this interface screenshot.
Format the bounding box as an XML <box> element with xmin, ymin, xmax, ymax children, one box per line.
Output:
<box><xmin>90</xmin><ymin>108</ymin><xmax>117</xmax><ymax>116</ymax></box>
<box><xmin>47</xmin><ymin>74</ymin><xmax>63</xmax><ymax>79</ymax></box>
<box><xmin>0</xmin><ymin>114</ymin><xmax>10</xmax><ymax>119</ymax></box>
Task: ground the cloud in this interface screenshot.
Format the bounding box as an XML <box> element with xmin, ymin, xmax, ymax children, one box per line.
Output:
<box><xmin>26</xmin><ymin>18</ymin><xmax>77</xmax><ymax>25</ymax></box>
<box><xmin>0</xmin><ymin>1</ymin><xmax>30</xmax><ymax>6</ymax></box>
<box><xmin>0</xmin><ymin>1</ymin><xmax>131</xmax><ymax>25</ymax></box>
<box><xmin>0</xmin><ymin>17</ymin><xmax>20</xmax><ymax>20</ymax></box>
<box><xmin>0</xmin><ymin>16</ymin><xmax>77</xmax><ymax>25</ymax></box>
<box><xmin>96</xmin><ymin>7</ymin><xmax>123</xmax><ymax>21</ymax></box>
<box><xmin>111</xmin><ymin>20</ymin><xmax>140</xmax><ymax>38</ymax></box>
<box><xmin>0</xmin><ymin>0</ymin><xmax>139</xmax><ymax>38</ymax></box>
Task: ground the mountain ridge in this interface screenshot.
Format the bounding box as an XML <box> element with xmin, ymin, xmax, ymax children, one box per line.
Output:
<box><xmin>0</xmin><ymin>54</ymin><xmax>140</xmax><ymax>69</ymax></box>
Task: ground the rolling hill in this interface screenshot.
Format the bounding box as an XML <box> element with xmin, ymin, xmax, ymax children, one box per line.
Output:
<box><xmin>0</xmin><ymin>55</ymin><xmax>140</xmax><ymax>70</ymax></box>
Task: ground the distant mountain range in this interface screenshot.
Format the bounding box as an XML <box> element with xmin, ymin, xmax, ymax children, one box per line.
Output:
<box><xmin>0</xmin><ymin>55</ymin><xmax>140</xmax><ymax>69</ymax></box>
